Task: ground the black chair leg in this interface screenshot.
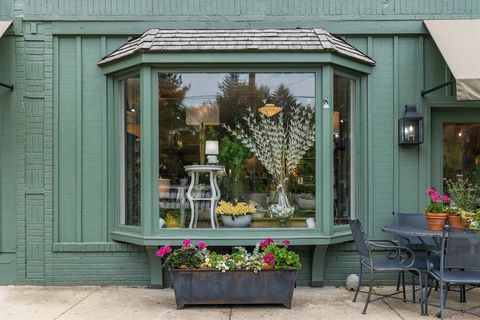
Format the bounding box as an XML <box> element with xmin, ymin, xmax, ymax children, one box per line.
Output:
<box><xmin>412</xmin><ymin>273</ymin><xmax>416</xmax><ymax>302</ymax></box>
<box><xmin>352</xmin><ymin>261</ymin><xmax>363</xmax><ymax>302</ymax></box>
<box><xmin>425</xmin><ymin>277</ymin><xmax>431</xmax><ymax>316</ymax></box>
<box><xmin>362</xmin><ymin>270</ymin><xmax>374</xmax><ymax>315</ymax></box>
<box><xmin>438</xmin><ymin>282</ymin><xmax>448</xmax><ymax>320</ymax></box>
<box><xmin>460</xmin><ymin>284</ymin><xmax>466</xmax><ymax>303</ymax></box>
<box><xmin>396</xmin><ymin>271</ymin><xmax>401</xmax><ymax>291</ymax></box>
<box><xmin>353</xmin><ymin>262</ymin><xmax>363</xmax><ymax>303</ymax></box>
<box><xmin>401</xmin><ymin>271</ymin><xmax>407</xmax><ymax>302</ymax></box>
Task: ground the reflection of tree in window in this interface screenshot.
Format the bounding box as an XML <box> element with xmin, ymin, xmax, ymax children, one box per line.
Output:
<box><xmin>216</xmin><ymin>74</ymin><xmax>269</xmax><ymax>199</ymax></box>
<box><xmin>158</xmin><ymin>74</ymin><xmax>190</xmax><ymax>182</ymax></box>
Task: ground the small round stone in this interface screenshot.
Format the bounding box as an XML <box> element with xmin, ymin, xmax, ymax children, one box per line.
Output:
<box><xmin>346</xmin><ymin>274</ymin><xmax>360</xmax><ymax>291</ymax></box>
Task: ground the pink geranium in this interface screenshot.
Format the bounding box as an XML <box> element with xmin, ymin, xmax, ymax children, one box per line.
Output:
<box><xmin>260</xmin><ymin>237</ymin><xmax>274</xmax><ymax>248</ymax></box>
<box><xmin>182</xmin><ymin>239</ymin><xmax>192</xmax><ymax>248</ymax></box>
<box><xmin>282</xmin><ymin>239</ymin><xmax>291</xmax><ymax>246</ymax></box>
<box><xmin>197</xmin><ymin>241</ymin><xmax>207</xmax><ymax>249</ymax></box>
<box><xmin>156</xmin><ymin>246</ymin><xmax>172</xmax><ymax>258</ymax></box>
<box><xmin>442</xmin><ymin>195</ymin><xmax>450</xmax><ymax>202</ymax></box>
<box><xmin>263</xmin><ymin>252</ymin><xmax>276</xmax><ymax>265</ymax></box>
<box><xmin>431</xmin><ymin>193</ymin><xmax>441</xmax><ymax>202</ymax></box>
<box><xmin>425</xmin><ymin>187</ymin><xmax>437</xmax><ymax>196</ymax></box>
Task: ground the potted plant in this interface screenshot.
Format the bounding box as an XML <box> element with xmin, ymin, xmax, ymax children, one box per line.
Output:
<box><xmin>424</xmin><ymin>187</ymin><xmax>450</xmax><ymax>231</ymax></box>
<box><xmin>445</xmin><ymin>177</ymin><xmax>476</xmax><ymax>228</ymax></box>
<box><xmin>447</xmin><ymin>207</ymin><xmax>470</xmax><ymax>228</ymax></box>
<box><xmin>216</xmin><ymin>200</ymin><xmax>256</xmax><ymax>228</ymax></box>
<box><xmin>161</xmin><ymin>209</ymin><xmax>182</xmax><ymax>228</ymax></box>
<box><xmin>293</xmin><ymin>193</ymin><xmax>315</xmax><ymax>210</ymax></box>
<box><xmin>218</xmin><ymin>136</ymin><xmax>250</xmax><ymax>200</ymax></box>
<box><xmin>156</xmin><ymin>238</ymin><xmax>301</xmax><ymax>309</ymax></box>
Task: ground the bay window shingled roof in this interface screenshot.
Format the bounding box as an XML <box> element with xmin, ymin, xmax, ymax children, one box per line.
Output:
<box><xmin>98</xmin><ymin>28</ymin><xmax>375</xmax><ymax>66</ymax></box>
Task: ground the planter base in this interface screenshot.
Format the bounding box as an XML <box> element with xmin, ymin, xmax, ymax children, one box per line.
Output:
<box><xmin>171</xmin><ymin>269</ymin><xmax>296</xmax><ymax>309</ymax></box>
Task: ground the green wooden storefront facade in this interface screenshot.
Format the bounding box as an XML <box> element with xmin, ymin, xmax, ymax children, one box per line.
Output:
<box><xmin>0</xmin><ymin>0</ymin><xmax>479</xmax><ymax>286</ymax></box>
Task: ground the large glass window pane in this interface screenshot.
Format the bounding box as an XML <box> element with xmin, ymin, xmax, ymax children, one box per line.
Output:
<box><xmin>158</xmin><ymin>72</ymin><xmax>315</xmax><ymax>229</ymax></box>
<box><xmin>443</xmin><ymin>123</ymin><xmax>480</xmax><ymax>184</ymax></box>
<box><xmin>333</xmin><ymin>76</ymin><xmax>355</xmax><ymax>225</ymax></box>
<box><xmin>121</xmin><ymin>76</ymin><xmax>141</xmax><ymax>226</ymax></box>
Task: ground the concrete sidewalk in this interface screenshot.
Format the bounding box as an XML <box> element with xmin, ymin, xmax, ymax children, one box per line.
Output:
<box><xmin>0</xmin><ymin>286</ymin><xmax>478</xmax><ymax>320</ymax></box>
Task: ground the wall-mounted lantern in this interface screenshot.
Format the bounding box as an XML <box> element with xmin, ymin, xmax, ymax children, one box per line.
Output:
<box><xmin>398</xmin><ymin>104</ymin><xmax>423</xmax><ymax>145</ymax></box>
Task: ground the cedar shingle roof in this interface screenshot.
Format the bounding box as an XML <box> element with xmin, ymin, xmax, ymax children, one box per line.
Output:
<box><xmin>98</xmin><ymin>29</ymin><xmax>375</xmax><ymax>66</ymax></box>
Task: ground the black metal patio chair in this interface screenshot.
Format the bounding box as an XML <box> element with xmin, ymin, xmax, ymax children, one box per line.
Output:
<box><xmin>393</xmin><ymin>212</ymin><xmax>440</xmax><ymax>302</ymax></box>
<box><xmin>349</xmin><ymin>219</ymin><xmax>425</xmax><ymax>315</ymax></box>
<box><xmin>425</xmin><ymin>227</ymin><xmax>480</xmax><ymax>319</ymax></box>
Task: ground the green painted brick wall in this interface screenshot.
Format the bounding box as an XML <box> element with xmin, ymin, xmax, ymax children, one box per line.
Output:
<box><xmin>0</xmin><ymin>0</ymin><xmax>477</xmax><ymax>286</ymax></box>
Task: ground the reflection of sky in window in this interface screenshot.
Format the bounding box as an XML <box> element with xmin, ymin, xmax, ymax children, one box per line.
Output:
<box><xmin>177</xmin><ymin>73</ymin><xmax>315</xmax><ymax>108</ymax></box>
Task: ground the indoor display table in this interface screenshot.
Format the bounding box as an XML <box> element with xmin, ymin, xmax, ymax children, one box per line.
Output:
<box><xmin>184</xmin><ymin>164</ymin><xmax>225</xmax><ymax>229</ymax></box>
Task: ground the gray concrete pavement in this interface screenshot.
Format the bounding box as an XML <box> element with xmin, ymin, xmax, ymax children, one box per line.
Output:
<box><xmin>0</xmin><ymin>286</ymin><xmax>478</xmax><ymax>320</ymax></box>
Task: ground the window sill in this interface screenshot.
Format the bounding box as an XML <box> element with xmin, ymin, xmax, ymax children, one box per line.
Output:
<box><xmin>110</xmin><ymin>229</ymin><xmax>352</xmax><ymax>247</ymax></box>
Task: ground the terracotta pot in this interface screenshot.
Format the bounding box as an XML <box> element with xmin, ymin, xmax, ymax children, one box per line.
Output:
<box><xmin>425</xmin><ymin>212</ymin><xmax>448</xmax><ymax>231</ymax></box>
<box><xmin>448</xmin><ymin>215</ymin><xmax>469</xmax><ymax>228</ymax></box>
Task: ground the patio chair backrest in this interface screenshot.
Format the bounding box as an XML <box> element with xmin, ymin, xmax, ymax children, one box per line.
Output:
<box><xmin>349</xmin><ymin>219</ymin><xmax>371</xmax><ymax>260</ymax></box>
<box><xmin>393</xmin><ymin>212</ymin><xmax>437</xmax><ymax>247</ymax></box>
<box><xmin>444</xmin><ymin>227</ymin><xmax>480</xmax><ymax>270</ymax></box>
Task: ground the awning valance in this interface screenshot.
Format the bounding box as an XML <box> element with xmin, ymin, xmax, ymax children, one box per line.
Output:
<box><xmin>425</xmin><ymin>20</ymin><xmax>480</xmax><ymax>101</ymax></box>
<box><xmin>0</xmin><ymin>20</ymin><xmax>12</xmax><ymax>38</ymax></box>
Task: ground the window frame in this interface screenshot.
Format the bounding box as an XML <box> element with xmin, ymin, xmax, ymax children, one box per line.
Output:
<box><xmin>332</xmin><ymin>69</ymin><xmax>363</xmax><ymax>234</ymax></box>
<box><xmin>107</xmin><ymin>63</ymin><xmax>368</xmax><ymax>246</ymax></box>
<box><xmin>113</xmin><ymin>70</ymin><xmax>143</xmax><ymax>235</ymax></box>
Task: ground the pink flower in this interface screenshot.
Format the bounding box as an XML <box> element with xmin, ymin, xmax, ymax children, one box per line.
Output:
<box><xmin>431</xmin><ymin>193</ymin><xmax>441</xmax><ymax>202</ymax></box>
<box><xmin>263</xmin><ymin>253</ymin><xmax>276</xmax><ymax>265</ymax></box>
<box><xmin>197</xmin><ymin>241</ymin><xmax>207</xmax><ymax>249</ymax></box>
<box><xmin>442</xmin><ymin>195</ymin><xmax>450</xmax><ymax>202</ymax></box>
<box><xmin>282</xmin><ymin>239</ymin><xmax>291</xmax><ymax>246</ymax></box>
<box><xmin>182</xmin><ymin>239</ymin><xmax>192</xmax><ymax>248</ymax></box>
<box><xmin>260</xmin><ymin>238</ymin><xmax>274</xmax><ymax>248</ymax></box>
<box><xmin>156</xmin><ymin>246</ymin><xmax>172</xmax><ymax>258</ymax></box>
<box><xmin>425</xmin><ymin>188</ymin><xmax>437</xmax><ymax>196</ymax></box>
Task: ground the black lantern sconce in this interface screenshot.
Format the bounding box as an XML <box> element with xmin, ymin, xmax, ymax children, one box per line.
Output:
<box><xmin>398</xmin><ymin>104</ymin><xmax>423</xmax><ymax>145</ymax></box>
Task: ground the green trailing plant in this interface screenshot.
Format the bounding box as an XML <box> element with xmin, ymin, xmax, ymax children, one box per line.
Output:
<box><xmin>460</xmin><ymin>209</ymin><xmax>480</xmax><ymax>229</ymax></box>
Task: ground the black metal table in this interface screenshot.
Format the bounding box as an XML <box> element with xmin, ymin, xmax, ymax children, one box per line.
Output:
<box><xmin>382</xmin><ymin>225</ymin><xmax>444</xmax><ymax>238</ymax></box>
<box><xmin>382</xmin><ymin>225</ymin><xmax>469</xmax><ymax>307</ymax></box>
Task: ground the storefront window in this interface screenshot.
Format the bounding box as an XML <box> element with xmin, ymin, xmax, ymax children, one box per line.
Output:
<box><xmin>157</xmin><ymin>72</ymin><xmax>315</xmax><ymax>229</ymax></box>
<box><xmin>121</xmin><ymin>76</ymin><xmax>141</xmax><ymax>226</ymax></box>
<box><xmin>333</xmin><ymin>76</ymin><xmax>355</xmax><ymax>225</ymax></box>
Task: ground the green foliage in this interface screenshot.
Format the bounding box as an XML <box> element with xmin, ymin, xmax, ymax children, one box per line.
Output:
<box><xmin>218</xmin><ymin>136</ymin><xmax>250</xmax><ymax>174</ymax></box>
<box><xmin>445</xmin><ymin>176</ymin><xmax>477</xmax><ymax>212</ymax></box>
<box><xmin>263</xmin><ymin>244</ymin><xmax>301</xmax><ymax>270</ymax></box>
<box><xmin>163</xmin><ymin>247</ymin><xmax>203</xmax><ymax>269</ymax></box>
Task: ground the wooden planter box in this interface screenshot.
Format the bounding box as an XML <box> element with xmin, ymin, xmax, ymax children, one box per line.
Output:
<box><xmin>170</xmin><ymin>269</ymin><xmax>297</xmax><ymax>309</ymax></box>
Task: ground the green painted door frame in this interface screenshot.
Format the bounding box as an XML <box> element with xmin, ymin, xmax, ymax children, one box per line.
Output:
<box><xmin>431</xmin><ymin>105</ymin><xmax>480</xmax><ymax>192</ymax></box>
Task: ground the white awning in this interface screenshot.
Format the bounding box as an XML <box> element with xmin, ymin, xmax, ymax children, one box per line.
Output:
<box><xmin>0</xmin><ymin>20</ymin><xmax>12</xmax><ymax>38</ymax></box>
<box><xmin>424</xmin><ymin>20</ymin><xmax>480</xmax><ymax>101</ymax></box>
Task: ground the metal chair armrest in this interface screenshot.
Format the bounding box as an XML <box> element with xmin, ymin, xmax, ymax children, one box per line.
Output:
<box><xmin>368</xmin><ymin>239</ymin><xmax>398</xmax><ymax>245</ymax></box>
<box><xmin>368</xmin><ymin>241</ymin><xmax>416</xmax><ymax>268</ymax></box>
